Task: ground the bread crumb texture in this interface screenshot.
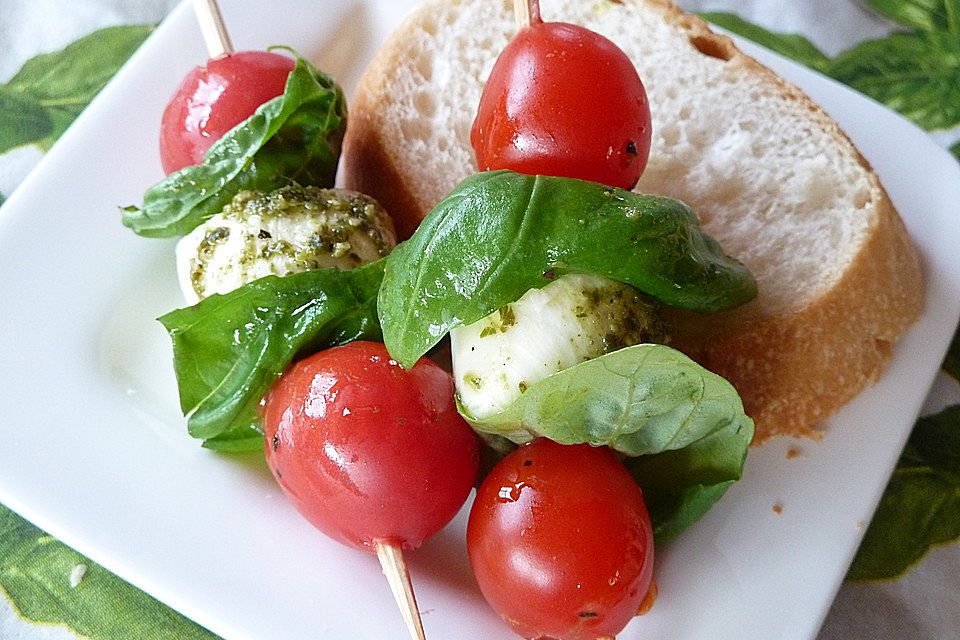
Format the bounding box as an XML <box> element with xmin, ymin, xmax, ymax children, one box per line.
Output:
<box><xmin>342</xmin><ymin>0</ymin><xmax>923</xmax><ymax>441</ymax></box>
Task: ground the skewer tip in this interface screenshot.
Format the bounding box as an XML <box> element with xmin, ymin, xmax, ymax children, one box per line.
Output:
<box><xmin>513</xmin><ymin>0</ymin><xmax>542</xmax><ymax>30</ymax></box>
<box><xmin>375</xmin><ymin>542</ymin><xmax>427</xmax><ymax>640</ymax></box>
<box><xmin>191</xmin><ymin>0</ymin><xmax>234</xmax><ymax>58</ymax></box>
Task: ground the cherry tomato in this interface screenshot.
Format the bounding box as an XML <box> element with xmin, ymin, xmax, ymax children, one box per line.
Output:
<box><xmin>471</xmin><ymin>19</ymin><xmax>652</xmax><ymax>190</ymax></box>
<box><xmin>263</xmin><ymin>341</ymin><xmax>480</xmax><ymax>551</ymax></box>
<box><xmin>159</xmin><ymin>50</ymin><xmax>295</xmax><ymax>174</ymax></box>
<box><xmin>467</xmin><ymin>439</ymin><xmax>654</xmax><ymax>640</ymax></box>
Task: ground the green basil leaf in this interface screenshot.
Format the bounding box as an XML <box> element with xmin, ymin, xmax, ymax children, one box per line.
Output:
<box><xmin>951</xmin><ymin>140</ymin><xmax>960</xmax><ymax>161</ymax></box>
<box><xmin>123</xmin><ymin>53</ymin><xmax>347</xmax><ymax>237</ymax></box>
<box><xmin>698</xmin><ymin>12</ymin><xmax>831</xmax><ymax>72</ymax></box>
<box><xmin>861</xmin><ymin>0</ymin><xmax>960</xmax><ymax>33</ymax></box>
<box><xmin>828</xmin><ymin>31</ymin><xmax>960</xmax><ymax>130</ymax></box>
<box><xmin>461</xmin><ymin>343</ymin><xmax>753</xmax><ymax>541</ymax></box>
<box><xmin>0</xmin><ymin>505</ymin><xmax>219</xmax><ymax>640</ymax></box>
<box><xmin>0</xmin><ymin>25</ymin><xmax>153</xmax><ymax>154</ymax></box>
<box><xmin>201</xmin><ymin>422</ymin><xmax>264</xmax><ymax>452</ymax></box>
<box><xmin>626</xmin><ymin>413</ymin><xmax>751</xmax><ymax>542</ymax></box>
<box><xmin>159</xmin><ymin>260</ymin><xmax>384</xmax><ymax>441</ymax></box>
<box><xmin>848</xmin><ymin>406</ymin><xmax>960</xmax><ymax>580</ymax></box>
<box><xmin>379</xmin><ymin>171</ymin><xmax>756</xmax><ymax>368</ymax></box>
<box><xmin>461</xmin><ymin>344</ymin><xmax>752</xmax><ymax>455</ymax></box>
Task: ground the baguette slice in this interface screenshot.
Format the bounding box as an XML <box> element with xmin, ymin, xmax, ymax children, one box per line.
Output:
<box><xmin>341</xmin><ymin>0</ymin><xmax>923</xmax><ymax>441</ymax></box>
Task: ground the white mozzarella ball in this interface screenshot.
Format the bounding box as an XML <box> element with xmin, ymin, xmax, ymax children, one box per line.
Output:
<box><xmin>176</xmin><ymin>186</ymin><xmax>395</xmax><ymax>304</ymax></box>
<box><xmin>451</xmin><ymin>273</ymin><xmax>664</xmax><ymax>420</ymax></box>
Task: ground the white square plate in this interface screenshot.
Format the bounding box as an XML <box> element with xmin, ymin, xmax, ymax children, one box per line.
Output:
<box><xmin>1</xmin><ymin>1</ymin><xmax>958</xmax><ymax>638</ymax></box>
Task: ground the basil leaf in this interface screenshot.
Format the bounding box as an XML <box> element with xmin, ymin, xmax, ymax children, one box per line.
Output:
<box><xmin>829</xmin><ymin>31</ymin><xmax>960</xmax><ymax>130</ymax></box>
<box><xmin>461</xmin><ymin>344</ymin><xmax>753</xmax><ymax>541</ymax></box>
<box><xmin>462</xmin><ymin>344</ymin><xmax>752</xmax><ymax>455</ymax></box>
<box><xmin>201</xmin><ymin>423</ymin><xmax>264</xmax><ymax>452</ymax></box>
<box><xmin>952</xmin><ymin>140</ymin><xmax>960</xmax><ymax>161</ymax></box>
<box><xmin>861</xmin><ymin>0</ymin><xmax>960</xmax><ymax>33</ymax></box>
<box><xmin>0</xmin><ymin>25</ymin><xmax>153</xmax><ymax>154</ymax></box>
<box><xmin>698</xmin><ymin>12</ymin><xmax>831</xmax><ymax>72</ymax></box>
<box><xmin>123</xmin><ymin>53</ymin><xmax>347</xmax><ymax>237</ymax></box>
<box><xmin>379</xmin><ymin>171</ymin><xmax>756</xmax><ymax>368</ymax></box>
<box><xmin>0</xmin><ymin>505</ymin><xmax>219</xmax><ymax>639</ymax></box>
<box><xmin>626</xmin><ymin>412</ymin><xmax>751</xmax><ymax>542</ymax></box>
<box><xmin>159</xmin><ymin>261</ymin><xmax>384</xmax><ymax>441</ymax></box>
<box><xmin>848</xmin><ymin>406</ymin><xmax>960</xmax><ymax>580</ymax></box>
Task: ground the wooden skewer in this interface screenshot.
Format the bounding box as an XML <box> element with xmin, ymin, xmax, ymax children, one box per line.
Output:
<box><xmin>191</xmin><ymin>0</ymin><xmax>234</xmax><ymax>58</ymax></box>
<box><xmin>375</xmin><ymin>542</ymin><xmax>427</xmax><ymax>640</ymax></box>
<box><xmin>513</xmin><ymin>0</ymin><xmax>542</xmax><ymax>29</ymax></box>
<box><xmin>190</xmin><ymin>5</ymin><xmax>420</xmax><ymax>637</ymax></box>
<box><xmin>512</xmin><ymin>0</ymin><xmax>531</xmax><ymax>29</ymax></box>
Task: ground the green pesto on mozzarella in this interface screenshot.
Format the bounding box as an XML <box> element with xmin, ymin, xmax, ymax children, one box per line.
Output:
<box><xmin>451</xmin><ymin>273</ymin><xmax>665</xmax><ymax>421</ymax></box>
<box><xmin>175</xmin><ymin>185</ymin><xmax>395</xmax><ymax>304</ymax></box>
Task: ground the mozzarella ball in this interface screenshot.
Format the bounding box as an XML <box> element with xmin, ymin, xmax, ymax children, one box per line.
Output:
<box><xmin>176</xmin><ymin>186</ymin><xmax>396</xmax><ymax>303</ymax></box>
<box><xmin>451</xmin><ymin>274</ymin><xmax>665</xmax><ymax>420</ymax></box>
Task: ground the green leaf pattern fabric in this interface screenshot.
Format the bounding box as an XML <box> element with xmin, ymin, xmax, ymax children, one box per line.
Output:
<box><xmin>0</xmin><ymin>505</ymin><xmax>219</xmax><ymax>640</ymax></box>
<box><xmin>848</xmin><ymin>407</ymin><xmax>960</xmax><ymax>579</ymax></box>
<box><xmin>0</xmin><ymin>26</ymin><xmax>153</xmax><ymax>154</ymax></box>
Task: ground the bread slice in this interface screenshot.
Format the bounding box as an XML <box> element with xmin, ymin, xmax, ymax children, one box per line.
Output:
<box><xmin>341</xmin><ymin>0</ymin><xmax>923</xmax><ymax>441</ymax></box>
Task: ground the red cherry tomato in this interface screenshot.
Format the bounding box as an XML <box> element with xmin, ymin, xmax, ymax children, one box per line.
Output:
<box><xmin>471</xmin><ymin>20</ymin><xmax>652</xmax><ymax>190</ymax></box>
<box><xmin>159</xmin><ymin>50</ymin><xmax>295</xmax><ymax>174</ymax></box>
<box><xmin>468</xmin><ymin>439</ymin><xmax>654</xmax><ymax>640</ymax></box>
<box><xmin>263</xmin><ymin>341</ymin><xmax>480</xmax><ymax>551</ymax></box>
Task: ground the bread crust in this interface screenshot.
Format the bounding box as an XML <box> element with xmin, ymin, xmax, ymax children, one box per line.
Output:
<box><xmin>341</xmin><ymin>0</ymin><xmax>924</xmax><ymax>442</ymax></box>
<box><xmin>341</xmin><ymin>27</ymin><xmax>429</xmax><ymax>239</ymax></box>
<box><xmin>342</xmin><ymin>100</ymin><xmax>425</xmax><ymax>239</ymax></box>
<box><xmin>667</xmin><ymin>195</ymin><xmax>923</xmax><ymax>441</ymax></box>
